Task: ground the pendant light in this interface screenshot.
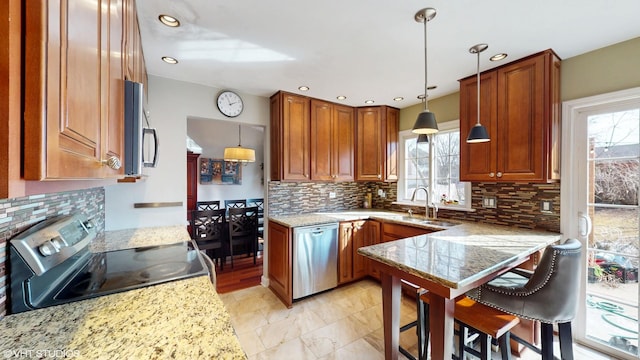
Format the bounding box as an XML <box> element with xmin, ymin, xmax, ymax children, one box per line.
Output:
<box><xmin>412</xmin><ymin>8</ymin><xmax>438</xmax><ymax>135</ymax></box>
<box><xmin>417</xmin><ymin>134</ymin><xmax>429</xmax><ymax>143</ymax></box>
<box><xmin>416</xmin><ymin>95</ymin><xmax>429</xmax><ymax>143</ymax></box>
<box><xmin>466</xmin><ymin>43</ymin><xmax>490</xmax><ymax>143</ymax></box>
<box><xmin>224</xmin><ymin>124</ymin><xmax>255</xmax><ymax>163</ymax></box>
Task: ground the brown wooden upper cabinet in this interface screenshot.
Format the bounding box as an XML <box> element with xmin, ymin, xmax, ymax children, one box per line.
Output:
<box><xmin>23</xmin><ymin>0</ymin><xmax>145</xmax><ymax>180</ymax></box>
<box><xmin>459</xmin><ymin>49</ymin><xmax>561</xmax><ymax>183</ymax></box>
<box><xmin>355</xmin><ymin>106</ymin><xmax>399</xmax><ymax>182</ymax></box>
<box><xmin>270</xmin><ymin>91</ymin><xmax>397</xmax><ymax>183</ymax></box>
<box><xmin>124</xmin><ymin>0</ymin><xmax>148</xmax><ymax>100</ymax></box>
<box><xmin>310</xmin><ymin>99</ymin><xmax>355</xmax><ymax>181</ymax></box>
<box><xmin>270</xmin><ymin>91</ymin><xmax>311</xmax><ymax>181</ymax></box>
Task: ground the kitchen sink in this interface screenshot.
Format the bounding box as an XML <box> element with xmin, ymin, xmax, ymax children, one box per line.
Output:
<box><xmin>419</xmin><ymin>219</ymin><xmax>458</xmax><ymax>227</ymax></box>
<box><xmin>399</xmin><ymin>216</ymin><xmax>458</xmax><ymax>228</ymax></box>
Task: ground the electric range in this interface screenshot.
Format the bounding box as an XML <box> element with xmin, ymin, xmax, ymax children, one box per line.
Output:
<box><xmin>9</xmin><ymin>214</ymin><xmax>209</xmax><ymax>314</ymax></box>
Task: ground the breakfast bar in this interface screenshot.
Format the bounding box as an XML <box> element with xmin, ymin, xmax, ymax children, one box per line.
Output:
<box><xmin>357</xmin><ymin>222</ymin><xmax>561</xmax><ymax>360</ymax></box>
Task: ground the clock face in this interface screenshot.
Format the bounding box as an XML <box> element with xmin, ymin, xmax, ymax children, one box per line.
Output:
<box><xmin>217</xmin><ymin>91</ymin><xmax>244</xmax><ymax>117</ymax></box>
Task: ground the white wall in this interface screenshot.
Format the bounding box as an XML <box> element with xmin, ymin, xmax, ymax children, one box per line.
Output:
<box><xmin>188</xmin><ymin>119</ymin><xmax>265</xmax><ymax>201</ymax></box>
<box><xmin>104</xmin><ymin>75</ymin><xmax>270</xmax><ymax>230</ymax></box>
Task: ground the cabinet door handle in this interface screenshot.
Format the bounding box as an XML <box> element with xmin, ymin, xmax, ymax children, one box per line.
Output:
<box><xmin>101</xmin><ymin>156</ymin><xmax>121</xmax><ymax>170</ymax></box>
<box><xmin>497</xmin><ymin>172</ymin><xmax>503</xmax><ymax>178</ymax></box>
<box><xmin>489</xmin><ymin>172</ymin><xmax>495</xmax><ymax>178</ymax></box>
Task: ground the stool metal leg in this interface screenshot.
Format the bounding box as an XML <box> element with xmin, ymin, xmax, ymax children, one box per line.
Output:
<box><xmin>558</xmin><ymin>322</ymin><xmax>574</xmax><ymax>360</ymax></box>
<box><xmin>541</xmin><ymin>323</ymin><xmax>554</xmax><ymax>360</ymax></box>
<box><xmin>420</xmin><ymin>301</ymin><xmax>429</xmax><ymax>360</ymax></box>
<box><xmin>479</xmin><ymin>333</ymin><xmax>491</xmax><ymax>360</ymax></box>
<box><xmin>499</xmin><ymin>332</ymin><xmax>512</xmax><ymax>360</ymax></box>
<box><xmin>399</xmin><ymin>289</ymin><xmax>427</xmax><ymax>360</ymax></box>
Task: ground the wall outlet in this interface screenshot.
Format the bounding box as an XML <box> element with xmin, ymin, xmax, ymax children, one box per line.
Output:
<box><xmin>482</xmin><ymin>196</ymin><xmax>497</xmax><ymax>208</ymax></box>
<box><xmin>378</xmin><ymin>189</ymin><xmax>386</xmax><ymax>198</ymax></box>
<box><xmin>329</xmin><ymin>192</ymin><xmax>336</xmax><ymax>199</ymax></box>
<box><xmin>540</xmin><ymin>200</ymin><xmax>553</xmax><ymax>213</ymax></box>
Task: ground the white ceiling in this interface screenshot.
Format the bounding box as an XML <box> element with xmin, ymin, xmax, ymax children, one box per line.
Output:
<box><xmin>136</xmin><ymin>0</ymin><xmax>640</xmax><ymax>108</ymax></box>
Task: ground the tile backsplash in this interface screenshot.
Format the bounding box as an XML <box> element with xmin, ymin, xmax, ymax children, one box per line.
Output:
<box><xmin>389</xmin><ymin>182</ymin><xmax>561</xmax><ymax>232</ymax></box>
<box><xmin>269</xmin><ymin>181</ymin><xmax>560</xmax><ymax>233</ymax></box>
<box><xmin>0</xmin><ymin>187</ymin><xmax>105</xmax><ymax>318</ymax></box>
<box><xmin>267</xmin><ymin>181</ymin><xmax>397</xmax><ymax>217</ymax></box>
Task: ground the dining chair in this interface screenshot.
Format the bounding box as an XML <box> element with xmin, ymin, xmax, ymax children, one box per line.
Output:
<box><xmin>224</xmin><ymin>199</ymin><xmax>246</xmax><ymax>216</ymax></box>
<box><xmin>196</xmin><ymin>200</ymin><xmax>221</xmax><ymax>211</ymax></box>
<box><xmin>227</xmin><ymin>206</ymin><xmax>259</xmax><ymax>268</ymax></box>
<box><xmin>246</xmin><ymin>198</ymin><xmax>264</xmax><ymax>240</ymax></box>
<box><xmin>467</xmin><ymin>238</ymin><xmax>583</xmax><ymax>360</ymax></box>
<box><xmin>190</xmin><ymin>209</ymin><xmax>228</xmax><ymax>270</ymax></box>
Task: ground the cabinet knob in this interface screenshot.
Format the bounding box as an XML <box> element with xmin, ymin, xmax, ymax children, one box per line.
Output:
<box><xmin>489</xmin><ymin>172</ymin><xmax>495</xmax><ymax>178</ymax></box>
<box><xmin>101</xmin><ymin>156</ymin><xmax>121</xmax><ymax>170</ymax></box>
<box><xmin>377</xmin><ymin>174</ymin><xmax>382</xmax><ymax>179</ymax></box>
<box><xmin>332</xmin><ymin>174</ymin><xmax>337</xmax><ymax>179</ymax></box>
<box><xmin>497</xmin><ymin>172</ymin><xmax>503</xmax><ymax>178</ymax></box>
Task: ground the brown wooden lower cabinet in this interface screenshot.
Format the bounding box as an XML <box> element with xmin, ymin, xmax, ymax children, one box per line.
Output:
<box><xmin>267</xmin><ymin>221</ymin><xmax>293</xmax><ymax>308</ymax></box>
<box><xmin>338</xmin><ymin>220</ymin><xmax>380</xmax><ymax>284</ymax></box>
<box><xmin>381</xmin><ymin>222</ymin><xmax>433</xmax><ymax>242</ymax></box>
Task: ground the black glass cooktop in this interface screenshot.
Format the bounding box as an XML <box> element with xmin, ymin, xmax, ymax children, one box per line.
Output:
<box><xmin>26</xmin><ymin>241</ymin><xmax>208</xmax><ymax>308</ymax></box>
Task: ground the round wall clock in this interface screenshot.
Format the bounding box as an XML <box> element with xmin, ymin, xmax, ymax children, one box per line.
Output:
<box><xmin>216</xmin><ymin>90</ymin><xmax>244</xmax><ymax>117</ymax></box>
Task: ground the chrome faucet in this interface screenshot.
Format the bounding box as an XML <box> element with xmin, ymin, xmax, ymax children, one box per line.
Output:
<box><xmin>411</xmin><ymin>186</ymin><xmax>437</xmax><ymax>219</ymax></box>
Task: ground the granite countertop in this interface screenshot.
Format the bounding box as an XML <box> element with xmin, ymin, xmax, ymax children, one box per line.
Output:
<box><xmin>267</xmin><ymin>214</ymin><xmax>341</xmax><ymax>228</ymax></box>
<box><xmin>1</xmin><ymin>226</ymin><xmax>246</xmax><ymax>360</ymax></box>
<box><xmin>90</xmin><ymin>225</ymin><xmax>191</xmax><ymax>252</ymax></box>
<box><xmin>358</xmin><ymin>221</ymin><xmax>562</xmax><ymax>290</ymax></box>
<box><xmin>268</xmin><ymin>209</ymin><xmax>460</xmax><ymax>230</ymax></box>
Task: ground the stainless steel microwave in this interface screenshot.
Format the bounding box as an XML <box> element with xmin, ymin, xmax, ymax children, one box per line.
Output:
<box><xmin>124</xmin><ymin>80</ymin><xmax>158</xmax><ymax>176</ymax></box>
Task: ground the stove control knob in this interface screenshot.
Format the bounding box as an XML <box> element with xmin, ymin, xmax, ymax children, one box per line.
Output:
<box><xmin>38</xmin><ymin>241</ymin><xmax>59</xmax><ymax>257</ymax></box>
<box><xmin>50</xmin><ymin>236</ymin><xmax>67</xmax><ymax>251</ymax></box>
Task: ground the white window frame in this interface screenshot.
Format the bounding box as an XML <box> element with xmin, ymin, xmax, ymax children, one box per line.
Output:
<box><xmin>395</xmin><ymin>119</ymin><xmax>473</xmax><ymax>212</ymax></box>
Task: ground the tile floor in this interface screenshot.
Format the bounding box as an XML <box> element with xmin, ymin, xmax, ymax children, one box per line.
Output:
<box><xmin>219</xmin><ymin>279</ymin><xmax>618</xmax><ymax>359</ymax></box>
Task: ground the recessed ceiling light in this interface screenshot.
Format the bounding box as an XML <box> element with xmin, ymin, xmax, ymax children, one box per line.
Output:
<box><xmin>490</xmin><ymin>53</ymin><xmax>508</xmax><ymax>61</ymax></box>
<box><xmin>393</xmin><ymin>97</ymin><xmax>404</xmax><ymax>102</ymax></box>
<box><xmin>298</xmin><ymin>86</ymin><xmax>309</xmax><ymax>91</ymax></box>
<box><xmin>364</xmin><ymin>100</ymin><xmax>375</xmax><ymax>104</ymax></box>
<box><xmin>336</xmin><ymin>95</ymin><xmax>347</xmax><ymax>100</ymax></box>
<box><xmin>158</xmin><ymin>14</ymin><xmax>180</xmax><ymax>27</ymax></box>
<box><xmin>161</xmin><ymin>56</ymin><xmax>178</xmax><ymax>64</ymax></box>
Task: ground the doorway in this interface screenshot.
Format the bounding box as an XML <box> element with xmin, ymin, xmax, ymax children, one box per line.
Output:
<box><xmin>186</xmin><ymin>118</ymin><xmax>267</xmax><ymax>292</ymax></box>
<box><xmin>562</xmin><ymin>87</ymin><xmax>640</xmax><ymax>359</ymax></box>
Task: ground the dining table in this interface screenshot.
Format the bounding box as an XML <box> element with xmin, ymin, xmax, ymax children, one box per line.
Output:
<box><xmin>357</xmin><ymin>221</ymin><xmax>561</xmax><ymax>360</ymax></box>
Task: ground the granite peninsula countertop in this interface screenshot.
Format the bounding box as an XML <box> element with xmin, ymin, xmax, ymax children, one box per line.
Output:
<box><xmin>270</xmin><ymin>210</ymin><xmax>562</xmax><ymax>290</ymax></box>
<box><xmin>358</xmin><ymin>221</ymin><xmax>561</xmax><ymax>289</ymax></box>
<box><xmin>1</xmin><ymin>226</ymin><xmax>246</xmax><ymax>360</ymax></box>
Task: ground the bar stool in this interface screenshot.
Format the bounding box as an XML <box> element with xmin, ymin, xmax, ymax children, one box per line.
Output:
<box><xmin>401</xmin><ymin>281</ymin><xmax>519</xmax><ymax>360</ymax></box>
<box><xmin>399</xmin><ymin>280</ymin><xmax>428</xmax><ymax>360</ymax></box>
<box><xmin>467</xmin><ymin>239</ymin><xmax>582</xmax><ymax>360</ymax></box>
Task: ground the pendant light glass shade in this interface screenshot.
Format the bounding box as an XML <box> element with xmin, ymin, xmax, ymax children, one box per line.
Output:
<box><xmin>467</xmin><ymin>123</ymin><xmax>490</xmax><ymax>143</ymax></box>
<box><xmin>466</xmin><ymin>43</ymin><xmax>490</xmax><ymax>143</ymax></box>
<box><xmin>413</xmin><ymin>111</ymin><xmax>438</xmax><ymax>134</ymax></box>
<box><xmin>223</xmin><ymin>147</ymin><xmax>255</xmax><ymax>162</ymax></box>
<box><xmin>417</xmin><ymin>134</ymin><xmax>429</xmax><ymax>143</ymax></box>
<box><xmin>224</xmin><ymin>125</ymin><xmax>255</xmax><ymax>163</ymax></box>
<box><xmin>411</xmin><ymin>8</ymin><xmax>438</xmax><ymax>135</ymax></box>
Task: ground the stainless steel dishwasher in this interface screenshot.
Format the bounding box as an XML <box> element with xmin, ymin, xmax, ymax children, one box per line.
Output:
<box><xmin>293</xmin><ymin>223</ymin><xmax>339</xmax><ymax>300</ymax></box>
